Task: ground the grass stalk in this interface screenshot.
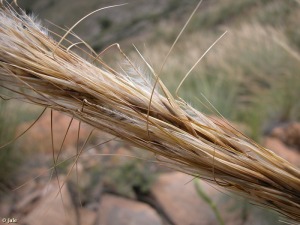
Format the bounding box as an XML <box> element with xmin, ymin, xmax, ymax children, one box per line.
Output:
<box><xmin>194</xmin><ymin>180</ymin><xmax>225</xmax><ymax>225</ymax></box>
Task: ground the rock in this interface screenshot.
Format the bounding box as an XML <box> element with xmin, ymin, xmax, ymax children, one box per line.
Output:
<box><xmin>14</xmin><ymin>189</ymin><xmax>43</xmax><ymax>215</ymax></box>
<box><xmin>23</xmin><ymin>176</ymin><xmax>77</xmax><ymax>225</ymax></box>
<box><xmin>14</xmin><ymin>179</ymin><xmax>38</xmax><ymax>201</ymax></box>
<box><xmin>264</xmin><ymin>137</ymin><xmax>300</xmax><ymax>166</ymax></box>
<box><xmin>85</xmin><ymin>202</ymin><xmax>100</xmax><ymax>211</ymax></box>
<box><xmin>270</xmin><ymin>122</ymin><xmax>300</xmax><ymax>149</ymax></box>
<box><xmin>0</xmin><ymin>196</ymin><xmax>13</xmax><ymax>218</ymax></box>
<box><xmin>96</xmin><ymin>194</ymin><xmax>163</xmax><ymax>225</ymax></box>
<box><xmin>151</xmin><ymin>172</ymin><xmax>241</xmax><ymax>225</ymax></box>
<box><xmin>17</xmin><ymin>110</ymin><xmax>96</xmax><ymax>154</ymax></box>
<box><xmin>78</xmin><ymin>208</ymin><xmax>97</xmax><ymax>225</ymax></box>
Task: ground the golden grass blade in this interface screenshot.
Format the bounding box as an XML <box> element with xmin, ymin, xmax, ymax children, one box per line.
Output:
<box><xmin>0</xmin><ymin>6</ymin><xmax>299</xmax><ymax>222</ymax></box>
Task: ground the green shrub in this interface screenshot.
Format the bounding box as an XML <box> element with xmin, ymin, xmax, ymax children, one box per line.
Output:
<box><xmin>132</xmin><ymin>23</ymin><xmax>300</xmax><ymax>140</ymax></box>
<box><xmin>0</xmin><ymin>97</ymin><xmax>22</xmax><ymax>193</ymax></box>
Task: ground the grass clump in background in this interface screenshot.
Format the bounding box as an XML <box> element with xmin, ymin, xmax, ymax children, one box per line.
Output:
<box><xmin>140</xmin><ymin>23</ymin><xmax>300</xmax><ymax>141</ymax></box>
<box><xmin>0</xmin><ymin>88</ymin><xmax>43</xmax><ymax>195</ymax></box>
<box><xmin>0</xmin><ymin>91</ymin><xmax>23</xmax><ymax>194</ymax></box>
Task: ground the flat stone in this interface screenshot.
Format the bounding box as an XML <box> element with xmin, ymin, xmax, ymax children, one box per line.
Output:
<box><xmin>15</xmin><ymin>189</ymin><xmax>43</xmax><ymax>215</ymax></box>
<box><xmin>79</xmin><ymin>208</ymin><xmax>97</xmax><ymax>225</ymax></box>
<box><xmin>97</xmin><ymin>194</ymin><xmax>163</xmax><ymax>225</ymax></box>
<box><xmin>270</xmin><ymin>122</ymin><xmax>300</xmax><ymax>148</ymax></box>
<box><xmin>151</xmin><ymin>172</ymin><xmax>241</xmax><ymax>225</ymax></box>
<box><xmin>23</xmin><ymin>176</ymin><xmax>77</xmax><ymax>225</ymax></box>
<box><xmin>0</xmin><ymin>196</ymin><xmax>13</xmax><ymax>218</ymax></box>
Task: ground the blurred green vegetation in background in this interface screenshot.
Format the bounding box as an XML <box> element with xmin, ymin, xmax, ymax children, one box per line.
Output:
<box><xmin>0</xmin><ymin>89</ymin><xmax>42</xmax><ymax>194</ymax></box>
<box><xmin>125</xmin><ymin>0</ymin><xmax>300</xmax><ymax>140</ymax></box>
<box><xmin>89</xmin><ymin>150</ymin><xmax>156</xmax><ymax>199</ymax></box>
<box><xmin>147</xmin><ymin>24</ymin><xmax>300</xmax><ymax>140</ymax></box>
<box><xmin>0</xmin><ymin>92</ymin><xmax>22</xmax><ymax>193</ymax></box>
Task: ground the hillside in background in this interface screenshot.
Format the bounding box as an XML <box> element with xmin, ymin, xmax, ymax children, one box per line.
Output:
<box><xmin>19</xmin><ymin>0</ymin><xmax>300</xmax><ymax>51</ymax></box>
<box><xmin>19</xmin><ymin>0</ymin><xmax>197</xmax><ymax>51</ymax></box>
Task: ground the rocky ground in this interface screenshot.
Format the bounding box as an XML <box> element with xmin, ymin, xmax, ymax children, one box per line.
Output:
<box><xmin>264</xmin><ymin>122</ymin><xmax>300</xmax><ymax>166</ymax></box>
<box><xmin>0</xmin><ymin>111</ymin><xmax>299</xmax><ymax>225</ymax></box>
